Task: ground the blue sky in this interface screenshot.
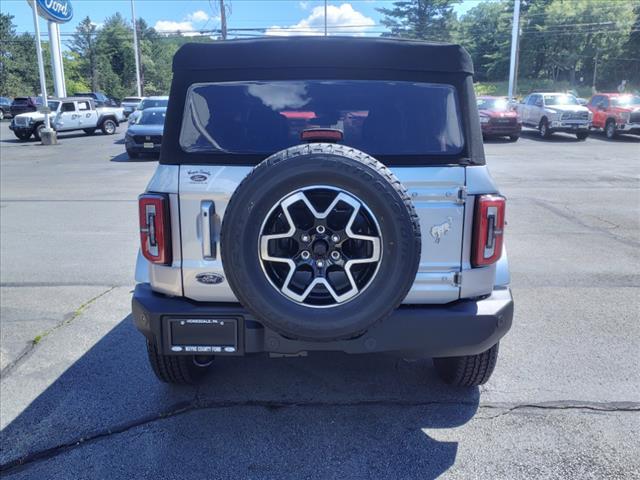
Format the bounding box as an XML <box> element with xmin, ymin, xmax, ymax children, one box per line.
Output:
<box><xmin>2</xmin><ymin>0</ymin><xmax>483</xmax><ymax>42</ymax></box>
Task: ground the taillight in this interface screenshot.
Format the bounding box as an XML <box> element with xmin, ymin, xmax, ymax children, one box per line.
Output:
<box><xmin>139</xmin><ymin>193</ymin><xmax>172</xmax><ymax>265</ymax></box>
<box><xmin>472</xmin><ymin>194</ymin><xmax>505</xmax><ymax>267</ymax></box>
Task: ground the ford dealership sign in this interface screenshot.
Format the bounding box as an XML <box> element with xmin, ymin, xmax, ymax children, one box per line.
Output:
<box><xmin>33</xmin><ymin>0</ymin><xmax>73</xmax><ymax>24</ymax></box>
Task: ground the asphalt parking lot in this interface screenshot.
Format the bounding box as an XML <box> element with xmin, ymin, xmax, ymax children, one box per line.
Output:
<box><xmin>0</xmin><ymin>120</ymin><xmax>639</xmax><ymax>479</ymax></box>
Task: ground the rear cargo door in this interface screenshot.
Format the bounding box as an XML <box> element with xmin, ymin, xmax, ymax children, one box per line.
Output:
<box><xmin>178</xmin><ymin>165</ymin><xmax>465</xmax><ymax>304</ymax></box>
<box><xmin>392</xmin><ymin>166</ymin><xmax>465</xmax><ymax>304</ymax></box>
<box><xmin>179</xmin><ymin>165</ymin><xmax>252</xmax><ymax>302</ymax></box>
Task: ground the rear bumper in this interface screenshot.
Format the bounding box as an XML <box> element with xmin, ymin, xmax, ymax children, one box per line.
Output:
<box><xmin>132</xmin><ymin>283</ymin><xmax>514</xmax><ymax>357</ymax></box>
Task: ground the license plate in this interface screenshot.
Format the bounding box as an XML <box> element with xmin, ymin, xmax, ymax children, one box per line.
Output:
<box><xmin>143</xmin><ymin>142</ymin><xmax>154</xmax><ymax>149</ymax></box>
<box><xmin>169</xmin><ymin>318</ymin><xmax>238</xmax><ymax>353</ymax></box>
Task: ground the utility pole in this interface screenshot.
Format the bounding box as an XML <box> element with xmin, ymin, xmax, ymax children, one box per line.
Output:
<box><xmin>220</xmin><ymin>0</ymin><xmax>227</xmax><ymax>40</ymax></box>
<box><xmin>507</xmin><ymin>0</ymin><xmax>521</xmax><ymax>102</ymax></box>
<box><xmin>324</xmin><ymin>0</ymin><xmax>328</xmax><ymax>36</ymax></box>
<box><xmin>592</xmin><ymin>51</ymin><xmax>599</xmax><ymax>94</ymax></box>
<box><xmin>131</xmin><ymin>0</ymin><xmax>142</xmax><ymax>96</ymax></box>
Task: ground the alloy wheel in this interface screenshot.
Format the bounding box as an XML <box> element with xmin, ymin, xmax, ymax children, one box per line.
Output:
<box><xmin>258</xmin><ymin>186</ymin><xmax>383</xmax><ymax>308</ymax></box>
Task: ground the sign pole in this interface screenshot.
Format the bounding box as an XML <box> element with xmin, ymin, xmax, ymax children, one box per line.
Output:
<box><xmin>48</xmin><ymin>21</ymin><xmax>66</xmax><ymax>98</ymax></box>
<box><xmin>30</xmin><ymin>0</ymin><xmax>50</xmax><ymax>132</ymax></box>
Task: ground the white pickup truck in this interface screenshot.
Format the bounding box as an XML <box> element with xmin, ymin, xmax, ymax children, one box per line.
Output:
<box><xmin>516</xmin><ymin>92</ymin><xmax>592</xmax><ymax>140</ymax></box>
<box><xmin>9</xmin><ymin>97</ymin><xmax>123</xmax><ymax>141</ymax></box>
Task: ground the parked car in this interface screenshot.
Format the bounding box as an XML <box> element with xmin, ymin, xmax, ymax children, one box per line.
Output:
<box><xmin>132</xmin><ymin>38</ymin><xmax>513</xmax><ymax>387</ymax></box>
<box><xmin>121</xmin><ymin>96</ymin><xmax>145</xmax><ymax>118</ymax></box>
<box><xmin>0</xmin><ymin>96</ymin><xmax>12</xmax><ymax>120</ymax></box>
<box><xmin>128</xmin><ymin>96</ymin><xmax>169</xmax><ymax>124</ymax></box>
<box><xmin>9</xmin><ymin>97</ymin><xmax>120</xmax><ymax>141</ymax></box>
<box><xmin>477</xmin><ymin>96</ymin><xmax>521</xmax><ymax>141</ymax></box>
<box><xmin>125</xmin><ymin>107</ymin><xmax>166</xmax><ymax>158</ymax></box>
<box><xmin>10</xmin><ymin>96</ymin><xmax>39</xmax><ymax>117</ymax></box>
<box><xmin>516</xmin><ymin>92</ymin><xmax>591</xmax><ymax>140</ymax></box>
<box><xmin>587</xmin><ymin>93</ymin><xmax>640</xmax><ymax>139</ymax></box>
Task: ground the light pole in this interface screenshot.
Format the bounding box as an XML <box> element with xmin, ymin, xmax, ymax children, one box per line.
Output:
<box><xmin>507</xmin><ymin>0</ymin><xmax>521</xmax><ymax>102</ymax></box>
<box><xmin>131</xmin><ymin>0</ymin><xmax>142</xmax><ymax>96</ymax></box>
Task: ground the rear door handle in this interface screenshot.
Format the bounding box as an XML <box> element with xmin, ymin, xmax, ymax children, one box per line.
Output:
<box><xmin>201</xmin><ymin>201</ymin><xmax>216</xmax><ymax>259</ymax></box>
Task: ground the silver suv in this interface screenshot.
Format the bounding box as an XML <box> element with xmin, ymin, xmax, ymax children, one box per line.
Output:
<box><xmin>132</xmin><ymin>38</ymin><xmax>513</xmax><ymax>387</ymax></box>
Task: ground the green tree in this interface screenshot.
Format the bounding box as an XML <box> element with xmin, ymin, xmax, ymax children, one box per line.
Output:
<box><xmin>456</xmin><ymin>2</ymin><xmax>512</xmax><ymax>81</ymax></box>
<box><xmin>68</xmin><ymin>16</ymin><xmax>99</xmax><ymax>91</ymax></box>
<box><xmin>0</xmin><ymin>13</ymin><xmax>53</xmax><ymax>97</ymax></box>
<box><xmin>63</xmin><ymin>51</ymin><xmax>90</xmax><ymax>94</ymax></box>
<box><xmin>378</xmin><ymin>0</ymin><xmax>461</xmax><ymax>41</ymax></box>
<box><xmin>94</xmin><ymin>13</ymin><xmax>136</xmax><ymax>100</ymax></box>
<box><xmin>537</xmin><ymin>0</ymin><xmax>635</xmax><ymax>87</ymax></box>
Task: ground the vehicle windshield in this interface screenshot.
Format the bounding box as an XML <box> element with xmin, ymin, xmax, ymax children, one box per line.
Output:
<box><xmin>544</xmin><ymin>95</ymin><xmax>579</xmax><ymax>106</ymax></box>
<box><xmin>139</xmin><ymin>109</ymin><xmax>166</xmax><ymax>125</ymax></box>
<box><xmin>123</xmin><ymin>97</ymin><xmax>142</xmax><ymax>103</ymax></box>
<box><xmin>13</xmin><ymin>98</ymin><xmax>30</xmax><ymax>105</ymax></box>
<box><xmin>139</xmin><ymin>98</ymin><xmax>168</xmax><ymax>110</ymax></box>
<box><xmin>477</xmin><ymin>98</ymin><xmax>509</xmax><ymax>110</ymax></box>
<box><xmin>611</xmin><ymin>95</ymin><xmax>640</xmax><ymax>107</ymax></box>
<box><xmin>180</xmin><ymin>80</ymin><xmax>464</xmax><ymax>156</ymax></box>
<box><xmin>48</xmin><ymin>101</ymin><xmax>60</xmax><ymax>111</ymax></box>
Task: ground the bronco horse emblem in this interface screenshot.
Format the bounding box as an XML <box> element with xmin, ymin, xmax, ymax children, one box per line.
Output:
<box><xmin>430</xmin><ymin>217</ymin><xmax>453</xmax><ymax>244</ymax></box>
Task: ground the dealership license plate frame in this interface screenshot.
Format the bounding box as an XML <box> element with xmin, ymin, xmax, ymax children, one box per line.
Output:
<box><xmin>166</xmin><ymin>317</ymin><xmax>240</xmax><ymax>355</ymax></box>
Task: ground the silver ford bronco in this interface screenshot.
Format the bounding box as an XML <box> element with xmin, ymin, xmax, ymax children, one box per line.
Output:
<box><xmin>132</xmin><ymin>37</ymin><xmax>513</xmax><ymax>387</ymax></box>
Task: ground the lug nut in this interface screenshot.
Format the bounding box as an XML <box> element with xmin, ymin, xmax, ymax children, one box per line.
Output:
<box><xmin>301</xmin><ymin>251</ymin><xmax>310</xmax><ymax>260</ymax></box>
<box><xmin>331</xmin><ymin>234</ymin><xmax>340</xmax><ymax>243</ymax></box>
<box><xmin>316</xmin><ymin>225</ymin><xmax>326</xmax><ymax>234</ymax></box>
<box><xmin>301</xmin><ymin>234</ymin><xmax>310</xmax><ymax>243</ymax></box>
<box><xmin>316</xmin><ymin>260</ymin><xmax>324</xmax><ymax>268</ymax></box>
<box><xmin>331</xmin><ymin>251</ymin><xmax>340</xmax><ymax>261</ymax></box>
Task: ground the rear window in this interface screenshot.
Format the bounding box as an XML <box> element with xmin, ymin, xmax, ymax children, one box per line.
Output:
<box><xmin>180</xmin><ymin>80</ymin><xmax>464</xmax><ymax>156</ymax></box>
<box><xmin>140</xmin><ymin>98</ymin><xmax>168</xmax><ymax>109</ymax></box>
<box><xmin>140</xmin><ymin>109</ymin><xmax>166</xmax><ymax>125</ymax></box>
<box><xmin>123</xmin><ymin>97</ymin><xmax>142</xmax><ymax>103</ymax></box>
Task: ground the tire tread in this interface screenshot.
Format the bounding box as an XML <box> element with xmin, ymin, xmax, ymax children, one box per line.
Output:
<box><xmin>434</xmin><ymin>343</ymin><xmax>499</xmax><ymax>387</ymax></box>
<box><xmin>146</xmin><ymin>340</ymin><xmax>202</xmax><ymax>385</ymax></box>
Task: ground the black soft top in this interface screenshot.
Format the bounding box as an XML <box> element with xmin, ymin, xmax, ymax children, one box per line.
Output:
<box><xmin>162</xmin><ymin>37</ymin><xmax>485</xmax><ymax>166</ymax></box>
<box><xmin>173</xmin><ymin>37</ymin><xmax>473</xmax><ymax>75</ymax></box>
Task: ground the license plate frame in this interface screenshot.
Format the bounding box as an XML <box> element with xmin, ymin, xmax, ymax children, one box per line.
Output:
<box><xmin>167</xmin><ymin>318</ymin><xmax>239</xmax><ymax>354</ymax></box>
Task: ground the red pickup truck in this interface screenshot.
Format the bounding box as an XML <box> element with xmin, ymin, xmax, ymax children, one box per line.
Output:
<box><xmin>587</xmin><ymin>93</ymin><xmax>640</xmax><ymax>139</ymax></box>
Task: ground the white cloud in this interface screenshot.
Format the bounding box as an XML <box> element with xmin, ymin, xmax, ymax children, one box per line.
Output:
<box><xmin>154</xmin><ymin>20</ymin><xmax>201</xmax><ymax>36</ymax></box>
<box><xmin>187</xmin><ymin>10</ymin><xmax>210</xmax><ymax>23</ymax></box>
<box><xmin>266</xmin><ymin>3</ymin><xmax>375</xmax><ymax>36</ymax></box>
<box><xmin>299</xmin><ymin>1</ymin><xmax>309</xmax><ymax>10</ymax></box>
<box><xmin>154</xmin><ymin>9</ymin><xmax>216</xmax><ymax>36</ymax></box>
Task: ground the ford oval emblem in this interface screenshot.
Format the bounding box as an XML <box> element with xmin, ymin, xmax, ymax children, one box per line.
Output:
<box><xmin>190</xmin><ymin>174</ymin><xmax>208</xmax><ymax>182</ymax></box>
<box><xmin>35</xmin><ymin>0</ymin><xmax>74</xmax><ymax>24</ymax></box>
<box><xmin>196</xmin><ymin>273</ymin><xmax>225</xmax><ymax>285</ymax></box>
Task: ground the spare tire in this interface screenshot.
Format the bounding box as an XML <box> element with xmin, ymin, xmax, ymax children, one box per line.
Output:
<box><xmin>220</xmin><ymin>143</ymin><xmax>421</xmax><ymax>341</ymax></box>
